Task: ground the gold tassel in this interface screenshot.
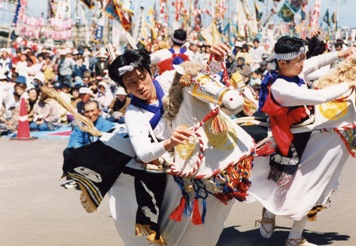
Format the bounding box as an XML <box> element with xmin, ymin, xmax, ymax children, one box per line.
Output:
<box><xmin>146</xmin><ymin>232</ymin><xmax>167</xmax><ymax>246</ymax></box>
<box><xmin>210</xmin><ymin>114</ymin><xmax>228</xmax><ymax>135</ymax></box>
<box><xmin>135</xmin><ymin>224</ymin><xmax>152</xmax><ymax>237</ymax></box>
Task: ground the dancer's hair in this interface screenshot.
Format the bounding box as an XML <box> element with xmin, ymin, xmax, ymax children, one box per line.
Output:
<box><xmin>108</xmin><ymin>49</ymin><xmax>151</xmax><ymax>88</ymax></box>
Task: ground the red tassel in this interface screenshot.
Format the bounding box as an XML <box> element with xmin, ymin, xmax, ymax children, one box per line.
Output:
<box><xmin>213</xmin><ymin>193</ymin><xmax>232</xmax><ymax>205</ymax></box>
<box><xmin>233</xmin><ymin>191</ymin><xmax>247</xmax><ymax>201</ymax></box>
<box><xmin>255</xmin><ymin>141</ymin><xmax>276</xmax><ymax>156</ymax></box>
<box><xmin>169</xmin><ymin>196</ymin><xmax>186</xmax><ymax>222</ymax></box>
<box><xmin>192</xmin><ymin>198</ymin><xmax>203</xmax><ymax>225</ymax></box>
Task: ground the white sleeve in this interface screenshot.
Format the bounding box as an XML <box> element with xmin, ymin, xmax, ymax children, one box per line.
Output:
<box><xmin>124</xmin><ymin>106</ymin><xmax>167</xmax><ymax>163</ymax></box>
<box><xmin>271</xmin><ymin>79</ymin><xmax>350</xmax><ymax>107</ymax></box>
<box><xmin>154</xmin><ymin>70</ymin><xmax>175</xmax><ymax>93</ymax></box>
<box><xmin>302</xmin><ymin>52</ymin><xmax>339</xmax><ymax>77</ymax></box>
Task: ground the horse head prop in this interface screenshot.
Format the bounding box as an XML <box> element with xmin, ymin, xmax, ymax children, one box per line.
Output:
<box><xmin>163</xmin><ymin>62</ymin><xmax>255</xmax><ymax>225</ymax></box>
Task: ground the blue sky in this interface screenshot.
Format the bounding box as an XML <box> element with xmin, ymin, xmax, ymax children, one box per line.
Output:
<box><xmin>0</xmin><ymin>0</ymin><xmax>354</xmax><ymax>28</ymax></box>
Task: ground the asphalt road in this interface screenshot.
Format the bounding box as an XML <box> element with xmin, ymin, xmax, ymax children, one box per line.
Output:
<box><xmin>0</xmin><ymin>138</ymin><xmax>355</xmax><ymax>246</ymax></box>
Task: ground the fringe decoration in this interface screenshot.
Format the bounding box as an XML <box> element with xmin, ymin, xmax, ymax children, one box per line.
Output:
<box><xmin>210</xmin><ymin>114</ymin><xmax>228</xmax><ymax>135</ymax></box>
<box><xmin>214</xmin><ymin>192</ymin><xmax>233</xmax><ymax>204</ymax></box>
<box><xmin>136</xmin><ymin>224</ymin><xmax>167</xmax><ymax>246</ymax></box>
<box><xmin>307</xmin><ymin>205</ymin><xmax>325</xmax><ymax>222</ymax></box>
<box><xmin>77</xmin><ymin>183</ymin><xmax>98</xmax><ymax>213</ymax></box>
<box><xmin>135</xmin><ymin>224</ymin><xmax>152</xmax><ymax>237</ymax></box>
<box><xmin>146</xmin><ymin>232</ymin><xmax>167</xmax><ymax>246</ymax></box>
<box><xmin>243</xmin><ymin>97</ymin><xmax>258</xmax><ymax>116</ymax></box>
<box><xmin>169</xmin><ymin>196</ymin><xmax>186</xmax><ymax>222</ymax></box>
<box><xmin>201</xmin><ymin>198</ymin><xmax>207</xmax><ymax>224</ymax></box>
<box><xmin>192</xmin><ymin>197</ymin><xmax>203</xmax><ymax>225</ymax></box>
<box><xmin>179</xmin><ymin>74</ymin><xmax>193</xmax><ymax>86</ymax></box>
<box><xmin>267</xmin><ymin>166</ymin><xmax>292</xmax><ymax>187</ymax></box>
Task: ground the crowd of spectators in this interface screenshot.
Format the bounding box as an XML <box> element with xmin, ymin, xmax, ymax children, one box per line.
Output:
<box><xmin>0</xmin><ymin>34</ymin><xmax>353</xmax><ymax>136</ymax></box>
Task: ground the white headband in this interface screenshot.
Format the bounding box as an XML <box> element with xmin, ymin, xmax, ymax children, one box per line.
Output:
<box><xmin>118</xmin><ymin>62</ymin><xmax>138</xmax><ymax>76</ymax></box>
<box><xmin>172</xmin><ymin>36</ymin><xmax>186</xmax><ymax>44</ymax></box>
<box><xmin>275</xmin><ymin>46</ymin><xmax>306</xmax><ymax>61</ymax></box>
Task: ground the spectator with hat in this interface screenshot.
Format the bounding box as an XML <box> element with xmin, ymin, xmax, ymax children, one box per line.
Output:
<box><xmin>107</xmin><ymin>86</ymin><xmax>131</xmax><ymax>124</ymax></box>
<box><xmin>236</xmin><ymin>43</ymin><xmax>253</xmax><ymax>66</ymax></box>
<box><xmin>57</xmin><ymin>49</ymin><xmax>75</xmax><ymax>84</ymax></box>
<box><xmin>150</xmin><ymin>28</ymin><xmax>196</xmax><ymax>75</ymax></box>
<box><xmin>0</xmin><ymin>48</ymin><xmax>12</xmax><ymax>79</ymax></box>
<box><xmin>95</xmin><ymin>81</ymin><xmax>114</xmax><ymax>113</ymax></box>
<box><xmin>73</xmin><ymin>56</ymin><xmax>87</xmax><ymax>79</ymax></box>
<box><xmin>93</xmin><ymin>52</ymin><xmax>109</xmax><ymax>77</ymax></box>
<box><xmin>33</xmin><ymin>72</ymin><xmax>45</xmax><ymax>88</ymax></box>
<box><xmin>76</xmin><ymin>86</ymin><xmax>93</xmax><ymax>115</ymax></box>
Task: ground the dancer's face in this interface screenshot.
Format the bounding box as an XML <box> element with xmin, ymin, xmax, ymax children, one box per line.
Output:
<box><xmin>122</xmin><ymin>68</ymin><xmax>156</xmax><ymax>103</ymax></box>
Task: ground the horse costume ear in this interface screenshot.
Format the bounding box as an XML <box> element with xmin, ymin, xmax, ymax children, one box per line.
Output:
<box><xmin>173</xmin><ymin>64</ymin><xmax>185</xmax><ymax>75</ymax></box>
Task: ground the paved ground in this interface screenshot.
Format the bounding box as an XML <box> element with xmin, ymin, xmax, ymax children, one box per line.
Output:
<box><xmin>0</xmin><ymin>138</ymin><xmax>355</xmax><ymax>246</ymax></box>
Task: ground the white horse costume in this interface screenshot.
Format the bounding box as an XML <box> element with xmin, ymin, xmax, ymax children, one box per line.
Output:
<box><xmin>108</xmin><ymin>62</ymin><xmax>255</xmax><ymax>246</ymax></box>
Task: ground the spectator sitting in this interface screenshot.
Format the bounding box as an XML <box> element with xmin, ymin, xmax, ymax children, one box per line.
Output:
<box><xmin>95</xmin><ymin>81</ymin><xmax>114</xmax><ymax>113</ymax></box>
<box><xmin>66</xmin><ymin>100</ymin><xmax>114</xmax><ymax>149</ymax></box>
<box><xmin>107</xmin><ymin>87</ymin><xmax>131</xmax><ymax>124</ymax></box>
<box><xmin>30</xmin><ymin>89</ymin><xmax>60</xmax><ymax>131</ymax></box>
<box><xmin>33</xmin><ymin>72</ymin><xmax>45</xmax><ymax>88</ymax></box>
<box><xmin>70</xmin><ymin>84</ymin><xmax>81</xmax><ymax>108</ymax></box>
<box><xmin>234</xmin><ymin>57</ymin><xmax>252</xmax><ymax>83</ymax></box>
<box><xmin>62</xmin><ymin>100</ymin><xmax>114</xmax><ymax>189</ymax></box>
<box><xmin>76</xmin><ymin>86</ymin><xmax>92</xmax><ymax>115</ymax></box>
<box><xmin>53</xmin><ymin>81</ymin><xmax>71</xmax><ymax>124</ymax></box>
<box><xmin>249</xmin><ymin>70</ymin><xmax>262</xmax><ymax>88</ymax></box>
<box><xmin>26</xmin><ymin>88</ymin><xmax>39</xmax><ymax>123</ymax></box>
<box><xmin>256</xmin><ymin>61</ymin><xmax>268</xmax><ymax>77</ymax></box>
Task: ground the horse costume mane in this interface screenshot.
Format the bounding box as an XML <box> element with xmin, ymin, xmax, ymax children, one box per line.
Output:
<box><xmin>315</xmin><ymin>54</ymin><xmax>356</xmax><ymax>89</ymax></box>
<box><xmin>163</xmin><ymin>62</ymin><xmax>207</xmax><ymax>122</ymax></box>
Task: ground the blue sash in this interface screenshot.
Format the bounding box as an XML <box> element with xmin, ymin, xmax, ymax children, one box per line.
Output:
<box><xmin>130</xmin><ymin>80</ymin><xmax>165</xmax><ymax>130</ymax></box>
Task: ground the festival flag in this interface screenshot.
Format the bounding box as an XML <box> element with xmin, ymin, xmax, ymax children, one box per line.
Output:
<box><xmin>93</xmin><ymin>1</ymin><xmax>105</xmax><ymax>43</ymax></box>
<box><xmin>310</xmin><ymin>0</ymin><xmax>320</xmax><ymax>32</ymax></box>
<box><xmin>236</xmin><ymin>0</ymin><xmax>247</xmax><ymax>38</ymax></box>
<box><xmin>80</xmin><ymin>0</ymin><xmax>95</xmax><ymax>9</ymax></box>
<box><xmin>104</xmin><ymin>0</ymin><xmax>133</xmax><ymax>31</ymax></box>
<box><xmin>200</xmin><ymin>21</ymin><xmax>221</xmax><ymax>45</ymax></box>
<box><xmin>278</xmin><ymin>3</ymin><xmax>294</xmax><ymax>22</ymax></box>
<box><xmin>289</xmin><ymin>0</ymin><xmax>301</xmax><ymax>12</ymax></box>
<box><xmin>48</xmin><ymin>0</ymin><xmax>56</xmax><ymax>19</ymax></box>
<box><xmin>254</xmin><ymin>1</ymin><xmax>263</xmax><ymax>21</ymax></box>
<box><xmin>331</xmin><ymin>11</ymin><xmax>337</xmax><ymax>24</ymax></box>
<box><xmin>323</xmin><ymin>9</ymin><xmax>330</xmax><ymax>27</ymax></box>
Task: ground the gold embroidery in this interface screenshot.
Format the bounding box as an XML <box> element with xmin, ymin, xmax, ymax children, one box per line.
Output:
<box><xmin>203</xmin><ymin>118</ymin><xmax>238</xmax><ymax>150</ymax></box>
<box><xmin>318</xmin><ymin>101</ymin><xmax>348</xmax><ymax>120</ymax></box>
<box><xmin>175</xmin><ymin>124</ymin><xmax>197</xmax><ymax>160</ymax></box>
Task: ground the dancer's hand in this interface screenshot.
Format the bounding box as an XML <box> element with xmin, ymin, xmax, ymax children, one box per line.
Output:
<box><xmin>210</xmin><ymin>42</ymin><xmax>231</xmax><ymax>62</ymax></box>
<box><xmin>337</xmin><ymin>46</ymin><xmax>356</xmax><ymax>58</ymax></box>
<box><xmin>347</xmin><ymin>81</ymin><xmax>356</xmax><ymax>89</ymax></box>
<box><xmin>164</xmin><ymin>126</ymin><xmax>194</xmax><ymax>151</ymax></box>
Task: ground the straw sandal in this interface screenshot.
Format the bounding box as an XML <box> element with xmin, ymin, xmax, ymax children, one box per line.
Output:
<box><xmin>285</xmin><ymin>237</ymin><xmax>317</xmax><ymax>246</ymax></box>
<box><xmin>255</xmin><ymin>207</ymin><xmax>275</xmax><ymax>238</ymax></box>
